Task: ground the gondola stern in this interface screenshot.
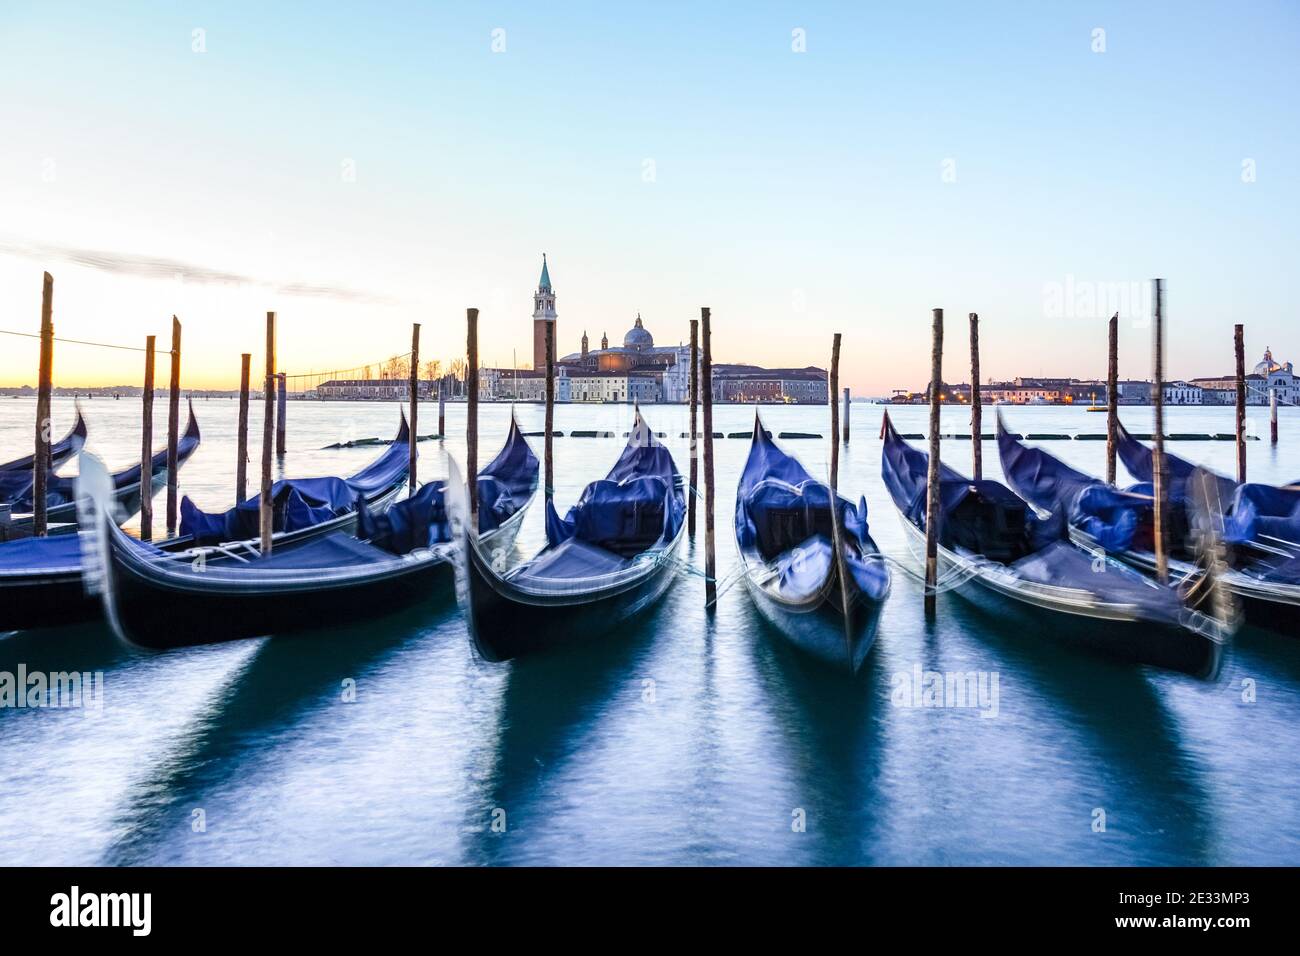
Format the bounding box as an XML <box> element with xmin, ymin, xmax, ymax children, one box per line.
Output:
<box><xmin>74</xmin><ymin>452</ymin><xmax>134</xmax><ymax>648</ymax></box>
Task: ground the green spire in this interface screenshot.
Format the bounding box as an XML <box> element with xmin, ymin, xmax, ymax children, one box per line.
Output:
<box><xmin>539</xmin><ymin>253</ymin><xmax>551</xmax><ymax>291</ymax></box>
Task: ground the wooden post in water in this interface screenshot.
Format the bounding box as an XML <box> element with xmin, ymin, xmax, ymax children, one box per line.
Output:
<box><xmin>467</xmin><ymin>308</ymin><xmax>480</xmax><ymax>523</ymax></box>
<box><xmin>260</xmin><ymin>312</ymin><xmax>276</xmax><ymax>555</ymax></box>
<box><xmin>1271</xmin><ymin>388</ymin><xmax>1279</xmax><ymax>445</ymax></box>
<box><xmin>438</xmin><ymin>376</ymin><xmax>446</xmax><ymax>439</ymax></box>
<box><xmin>139</xmin><ymin>336</ymin><xmax>157</xmax><ymax>542</ymax></box>
<box><xmin>1234</xmin><ymin>324</ymin><xmax>1247</xmax><ymax>483</ymax></box>
<box><xmin>1106</xmin><ymin>313</ymin><xmax>1119</xmax><ymax>485</ymax></box>
<box><xmin>409</xmin><ymin>323</ymin><xmax>420</xmax><ymax>493</ymax></box>
<box><xmin>236</xmin><ymin>353</ymin><xmax>250</xmax><ymax>503</ymax></box>
<box><xmin>969</xmin><ymin>312</ymin><xmax>981</xmax><ymax>480</ymax></box>
<box><xmin>32</xmin><ymin>272</ymin><xmax>54</xmax><ymax>537</ymax></box>
<box><xmin>701</xmin><ymin>307</ymin><xmax>716</xmax><ymax>606</ymax></box>
<box><xmin>842</xmin><ymin>387</ymin><xmax>851</xmax><ymax>443</ymax></box>
<box><xmin>544</xmin><ymin>320</ymin><xmax>555</xmax><ymax>503</ymax></box>
<box><xmin>688</xmin><ymin>318</ymin><xmax>699</xmax><ymax>536</ymax></box>
<box><xmin>165</xmin><ymin>316</ymin><xmax>182</xmax><ymax>536</ymax></box>
<box><xmin>924</xmin><ymin>308</ymin><xmax>944</xmax><ymax>617</ymax></box>
<box><xmin>276</xmin><ymin>372</ymin><xmax>287</xmax><ymax>457</ymax></box>
<box><xmin>829</xmin><ymin>334</ymin><xmax>853</xmax><ymax>658</ymax></box>
<box><xmin>1152</xmin><ymin>281</ymin><xmax>1168</xmax><ymax>584</ymax></box>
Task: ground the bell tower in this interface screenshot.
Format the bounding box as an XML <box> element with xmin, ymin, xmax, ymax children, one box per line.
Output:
<box><xmin>532</xmin><ymin>254</ymin><xmax>557</xmax><ymax>370</ymax></box>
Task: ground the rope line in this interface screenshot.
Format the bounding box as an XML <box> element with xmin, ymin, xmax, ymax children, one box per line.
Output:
<box><xmin>0</xmin><ymin>328</ymin><xmax>164</xmax><ymax>354</ymax></box>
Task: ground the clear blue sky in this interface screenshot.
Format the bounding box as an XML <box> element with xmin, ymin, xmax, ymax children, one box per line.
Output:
<box><xmin>1</xmin><ymin>1</ymin><xmax>1296</xmax><ymax>391</ymax></box>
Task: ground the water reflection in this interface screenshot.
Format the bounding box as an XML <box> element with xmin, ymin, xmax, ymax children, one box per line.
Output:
<box><xmin>100</xmin><ymin>598</ymin><xmax>451</xmax><ymax>864</ymax></box>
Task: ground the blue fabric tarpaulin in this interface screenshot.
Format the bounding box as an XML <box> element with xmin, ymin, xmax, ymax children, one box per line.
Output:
<box><xmin>179</xmin><ymin>413</ymin><xmax>410</xmax><ymax>544</ymax></box>
<box><xmin>544</xmin><ymin>412</ymin><xmax>684</xmax><ymax>558</ymax></box>
<box><xmin>736</xmin><ymin>421</ymin><xmax>888</xmax><ymax>600</ymax></box>
<box><xmin>356</xmin><ymin>416</ymin><xmax>538</xmax><ymax>552</ymax></box>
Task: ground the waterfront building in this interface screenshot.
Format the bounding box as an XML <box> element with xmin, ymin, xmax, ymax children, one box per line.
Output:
<box><xmin>566</xmin><ymin>370</ymin><xmax>660</xmax><ymax>403</ymax></box>
<box><xmin>1163</xmin><ymin>381</ymin><xmax>1203</xmax><ymax>405</ymax></box>
<box><xmin>559</xmin><ymin>313</ymin><xmax>693</xmax><ymax>401</ymax></box>
<box><xmin>711</xmin><ymin>365</ymin><xmax>829</xmax><ymax>404</ymax></box>
<box><xmin>479</xmin><ymin>367</ymin><xmax>570</xmax><ymax>402</ymax></box>
<box><xmin>316</xmin><ymin>378</ymin><xmax>431</xmax><ymax>400</ymax></box>
<box><xmin>1191</xmin><ymin>348</ymin><xmax>1297</xmax><ymax>406</ymax></box>
<box><xmin>1114</xmin><ymin>380</ymin><xmax>1152</xmax><ymax>404</ymax></box>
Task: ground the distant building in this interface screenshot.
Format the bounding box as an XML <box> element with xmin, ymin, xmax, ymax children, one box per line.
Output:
<box><xmin>711</xmin><ymin>365</ymin><xmax>828</xmax><ymax>404</ymax></box>
<box><xmin>1163</xmin><ymin>381</ymin><xmax>1203</xmax><ymax>405</ymax></box>
<box><xmin>1115</xmin><ymin>380</ymin><xmax>1152</xmax><ymax>405</ymax></box>
<box><xmin>317</xmin><ymin>378</ymin><xmax>430</xmax><ymax>400</ymax></box>
<box><xmin>480</xmin><ymin>367</ymin><xmax>571</xmax><ymax>402</ymax></box>
<box><xmin>1192</xmin><ymin>348</ymin><xmax>1297</xmax><ymax>406</ymax></box>
<box><xmin>559</xmin><ymin>312</ymin><xmax>693</xmax><ymax>401</ymax></box>
<box><xmin>565</xmin><ymin>370</ymin><xmax>660</xmax><ymax>403</ymax></box>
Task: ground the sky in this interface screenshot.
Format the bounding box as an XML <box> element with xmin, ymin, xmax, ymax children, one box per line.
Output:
<box><xmin>1</xmin><ymin>1</ymin><xmax>1297</xmax><ymax>393</ymax></box>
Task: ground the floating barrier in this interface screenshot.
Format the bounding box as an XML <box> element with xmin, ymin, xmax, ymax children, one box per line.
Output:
<box><xmin>777</xmin><ymin>431</ymin><xmax>821</xmax><ymax>439</ymax></box>
<box><xmin>622</xmin><ymin>431</ymin><xmax>667</xmax><ymax>438</ymax></box>
<box><xmin>522</xmin><ymin>430</ymin><xmax>563</xmax><ymax>438</ymax></box>
<box><xmin>571</xmin><ymin>430</ymin><xmax>615</xmax><ymax>438</ymax></box>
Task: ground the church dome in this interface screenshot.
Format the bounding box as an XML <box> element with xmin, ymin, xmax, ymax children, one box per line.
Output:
<box><xmin>1254</xmin><ymin>347</ymin><xmax>1281</xmax><ymax>376</ymax></box>
<box><xmin>623</xmin><ymin>314</ymin><xmax>654</xmax><ymax>350</ymax></box>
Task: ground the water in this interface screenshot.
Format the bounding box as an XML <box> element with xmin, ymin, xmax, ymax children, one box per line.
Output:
<box><xmin>2</xmin><ymin>396</ymin><xmax>1299</xmax><ymax>865</ymax></box>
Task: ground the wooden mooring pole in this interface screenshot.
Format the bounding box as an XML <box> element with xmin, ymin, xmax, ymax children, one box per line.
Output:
<box><xmin>166</xmin><ymin>316</ymin><xmax>182</xmax><ymax>536</ymax></box>
<box><xmin>260</xmin><ymin>312</ymin><xmax>276</xmax><ymax>554</ymax></box>
<box><xmin>1152</xmin><ymin>282</ymin><xmax>1168</xmax><ymax>583</ymax></box>
<box><xmin>1271</xmin><ymin>388</ymin><xmax>1279</xmax><ymax>445</ymax></box>
<box><xmin>924</xmin><ymin>308</ymin><xmax>944</xmax><ymax>617</ymax></box>
<box><xmin>688</xmin><ymin>318</ymin><xmax>699</xmax><ymax>536</ymax></box>
<box><xmin>969</xmin><ymin>312</ymin><xmax>981</xmax><ymax>480</ymax></box>
<box><xmin>829</xmin><ymin>334</ymin><xmax>853</xmax><ymax>657</ymax></box>
<box><xmin>544</xmin><ymin>320</ymin><xmax>555</xmax><ymax>503</ymax></box>
<box><xmin>701</xmin><ymin>307</ymin><xmax>716</xmax><ymax>606</ymax></box>
<box><xmin>1234</xmin><ymin>324</ymin><xmax>1247</xmax><ymax>483</ymax></box>
<box><xmin>32</xmin><ymin>272</ymin><xmax>54</xmax><ymax>537</ymax></box>
<box><xmin>438</xmin><ymin>375</ymin><xmax>446</xmax><ymax>439</ymax></box>
<box><xmin>842</xmin><ymin>387</ymin><xmax>851</xmax><ymax>443</ymax></box>
<box><xmin>1106</xmin><ymin>313</ymin><xmax>1119</xmax><ymax>485</ymax></box>
<box><xmin>139</xmin><ymin>335</ymin><xmax>156</xmax><ymax>542</ymax></box>
<box><xmin>409</xmin><ymin>323</ymin><xmax>420</xmax><ymax>493</ymax></box>
<box><xmin>236</xmin><ymin>353</ymin><xmax>250</xmax><ymax>503</ymax></box>
<box><xmin>276</xmin><ymin>371</ymin><xmax>287</xmax><ymax>457</ymax></box>
<box><xmin>467</xmin><ymin>307</ymin><xmax>480</xmax><ymax>523</ymax></box>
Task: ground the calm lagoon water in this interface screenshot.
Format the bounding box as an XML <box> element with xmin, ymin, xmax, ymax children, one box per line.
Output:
<box><xmin>2</xmin><ymin>396</ymin><xmax>1298</xmax><ymax>865</ymax></box>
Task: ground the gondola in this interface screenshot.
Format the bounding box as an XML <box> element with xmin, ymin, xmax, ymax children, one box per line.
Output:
<box><xmin>0</xmin><ymin>407</ymin><xmax>87</xmax><ymax>505</ymax></box>
<box><xmin>73</xmin><ymin>419</ymin><xmax>537</xmax><ymax>648</ymax></box>
<box><xmin>734</xmin><ymin>414</ymin><xmax>889</xmax><ymax>672</ymax></box>
<box><xmin>0</xmin><ymin>410</ymin><xmax>409</xmax><ymax>633</ymax></box>
<box><xmin>881</xmin><ymin>411</ymin><xmax>1228</xmax><ymax>678</ymax></box>
<box><xmin>456</xmin><ymin>409</ymin><xmax>686</xmax><ymax>662</ymax></box>
<box><xmin>4</xmin><ymin>401</ymin><xmax>201</xmax><ymax>535</ymax></box>
<box><xmin>998</xmin><ymin>411</ymin><xmax>1300</xmax><ymax>636</ymax></box>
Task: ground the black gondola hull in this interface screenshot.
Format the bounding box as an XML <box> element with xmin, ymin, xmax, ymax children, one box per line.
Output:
<box><xmin>100</xmin><ymin>526</ymin><xmax>454</xmax><ymax>649</ymax></box>
<box><xmin>900</xmin><ymin>516</ymin><xmax>1223</xmax><ymax>679</ymax></box>
<box><xmin>462</xmin><ymin>527</ymin><xmax>683</xmax><ymax>663</ymax></box>
<box><xmin>739</xmin><ymin>552</ymin><xmax>884</xmax><ymax>673</ymax></box>
<box><xmin>0</xmin><ymin>569</ymin><xmax>93</xmax><ymax>631</ymax></box>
